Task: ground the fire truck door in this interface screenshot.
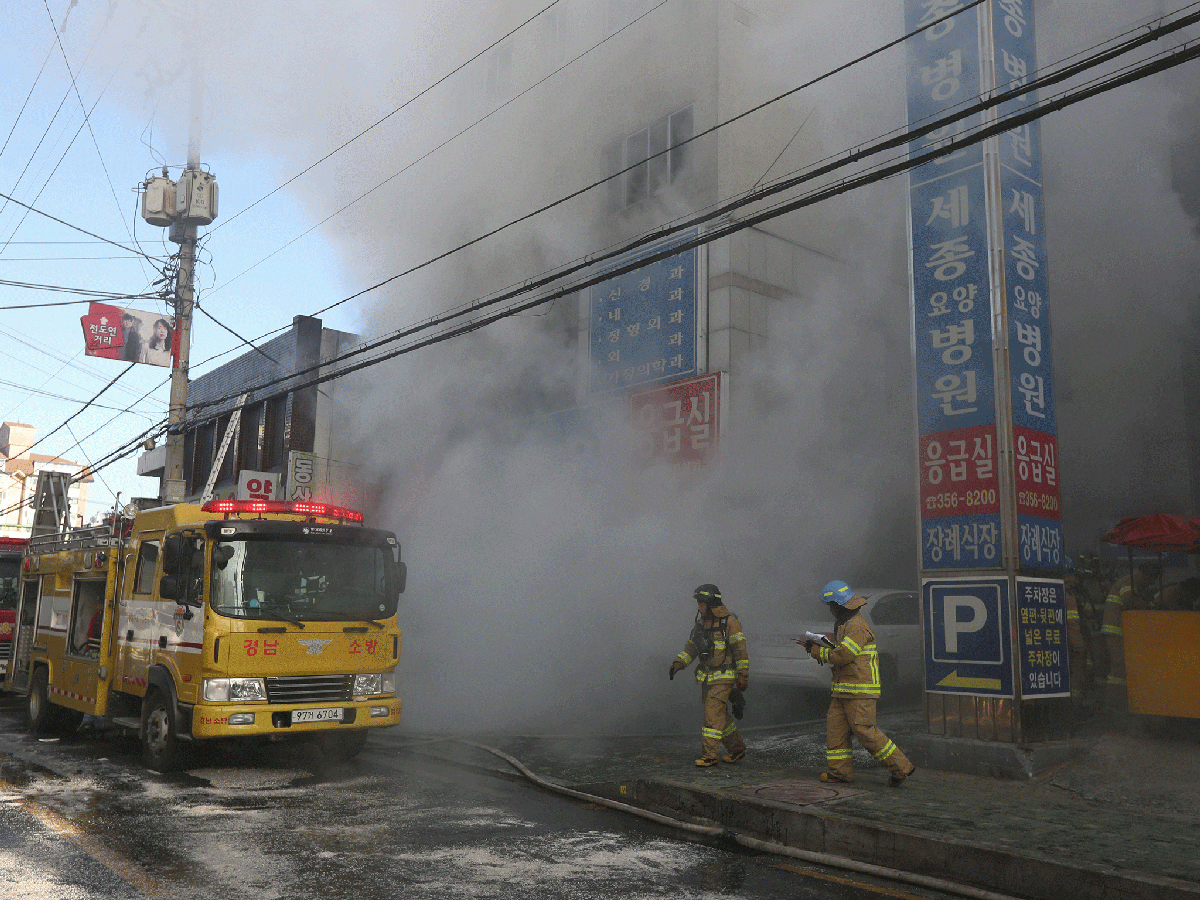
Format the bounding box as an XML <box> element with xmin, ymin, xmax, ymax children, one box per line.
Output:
<box><xmin>9</xmin><ymin>578</ymin><xmax>42</xmax><ymax>691</ymax></box>
<box><xmin>115</xmin><ymin>538</ymin><xmax>159</xmax><ymax>695</ymax></box>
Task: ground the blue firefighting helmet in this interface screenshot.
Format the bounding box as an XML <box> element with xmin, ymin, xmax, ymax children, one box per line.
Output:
<box><xmin>821</xmin><ymin>580</ymin><xmax>854</xmax><ymax>606</ymax></box>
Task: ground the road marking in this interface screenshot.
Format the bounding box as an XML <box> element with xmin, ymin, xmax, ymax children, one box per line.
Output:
<box><xmin>0</xmin><ymin>777</ymin><xmax>175</xmax><ymax>900</ymax></box>
<box><xmin>772</xmin><ymin>862</ymin><xmax>938</xmax><ymax>899</ymax></box>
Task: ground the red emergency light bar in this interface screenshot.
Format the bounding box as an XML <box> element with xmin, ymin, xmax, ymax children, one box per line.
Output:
<box><xmin>200</xmin><ymin>499</ymin><xmax>364</xmax><ymax>523</ymax></box>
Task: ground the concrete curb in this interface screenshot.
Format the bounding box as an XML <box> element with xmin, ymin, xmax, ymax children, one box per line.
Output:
<box><xmin>579</xmin><ymin>777</ymin><xmax>1200</xmax><ymax>900</ymax></box>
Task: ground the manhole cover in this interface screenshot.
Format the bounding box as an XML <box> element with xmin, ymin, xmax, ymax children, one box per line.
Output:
<box><xmin>734</xmin><ymin>780</ymin><xmax>860</xmax><ymax>805</ymax></box>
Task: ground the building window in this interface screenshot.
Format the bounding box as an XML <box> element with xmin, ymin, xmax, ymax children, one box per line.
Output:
<box><xmin>610</xmin><ymin>106</ymin><xmax>694</xmax><ymax>210</ymax></box>
<box><xmin>238</xmin><ymin>402</ymin><xmax>264</xmax><ymax>473</ymax></box>
<box><xmin>190</xmin><ymin>422</ymin><xmax>215</xmax><ymax>496</ymax></box>
<box><xmin>262</xmin><ymin>395</ymin><xmax>287</xmax><ymax>470</ymax></box>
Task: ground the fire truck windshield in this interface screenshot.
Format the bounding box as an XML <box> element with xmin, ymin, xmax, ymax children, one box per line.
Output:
<box><xmin>209</xmin><ymin>537</ymin><xmax>398</xmax><ymax>621</ymax></box>
<box><xmin>0</xmin><ymin>556</ymin><xmax>20</xmax><ymax>611</ymax></box>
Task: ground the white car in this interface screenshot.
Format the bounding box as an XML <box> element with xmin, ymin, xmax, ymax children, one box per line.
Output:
<box><xmin>753</xmin><ymin>588</ymin><xmax>924</xmax><ymax>699</ymax></box>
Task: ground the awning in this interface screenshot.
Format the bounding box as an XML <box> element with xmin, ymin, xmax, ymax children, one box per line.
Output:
<box><xmin>1100</xmin><ymin>513</ymin><xmax>1200</xmax><ymax>553</ymax></box>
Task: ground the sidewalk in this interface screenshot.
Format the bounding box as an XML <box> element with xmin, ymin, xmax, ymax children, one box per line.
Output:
<box><xmin>407</xmin><ymin>709</ymin><xmax>1200</xmax><ymax>900</ymax></box>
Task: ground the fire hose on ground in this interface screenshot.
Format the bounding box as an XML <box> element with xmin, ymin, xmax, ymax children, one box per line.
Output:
<box><xmin>402</xmin><ymin>736</ymin><xmax>1026</xmax><ymax>900</ymax></box>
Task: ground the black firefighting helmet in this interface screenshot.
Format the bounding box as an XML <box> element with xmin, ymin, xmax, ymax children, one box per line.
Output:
<box><xmin>693</xmin><ymin>583</ymin><xmax>722</xmax><ymax>607</ymax></box>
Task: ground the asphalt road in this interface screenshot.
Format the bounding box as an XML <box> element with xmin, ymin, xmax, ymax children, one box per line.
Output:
<box><xmin>0</xmin><ymin>696</ymin><xmax>962</xmax><ymax>900</ymax></box>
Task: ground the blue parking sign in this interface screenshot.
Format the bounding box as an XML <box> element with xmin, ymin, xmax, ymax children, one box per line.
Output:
<box><xmin>922</xmin><ymin>577</ymin><xmax>1013</xmax><ymax>697</ymax></box>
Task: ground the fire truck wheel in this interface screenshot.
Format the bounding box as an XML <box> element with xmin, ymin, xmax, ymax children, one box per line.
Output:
<box><xmin>142</xmin><ymin>690</ymin><xmax>178</xmax><ymax>772</ymax></box>
<box><xmin>319</xmin><ymin>729</ymin><xmax>368</xmax><ymax>761</ymax></box>
<box><xmin>27</xmin><ymin>667</ymin><xmax>58</xmax><ymax>735</ymax></box>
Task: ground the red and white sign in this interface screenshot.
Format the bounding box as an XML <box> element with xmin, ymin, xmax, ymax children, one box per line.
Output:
<box><xmin>237</xmin><ymin>470</ymin><xmax>281</xmax><ymax>502</ymax></box>
<box><xmin>80</xmin><ymin>302</ymin><xmax>177</xmax><ymax>367</ymax></box>
<box><xmin>628</xmin><ymin>372</ymin><xmax>725</xmax><ymax>469</ymax></box>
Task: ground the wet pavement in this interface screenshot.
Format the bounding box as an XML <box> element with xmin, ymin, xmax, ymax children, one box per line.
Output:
<box><xmin>405</xmin><ymin>710</ymin><xmax>1200</xmax><ymax>900</ymax></box>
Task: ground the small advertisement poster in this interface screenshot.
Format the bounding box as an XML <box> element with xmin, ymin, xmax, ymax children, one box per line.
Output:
<box><xmin>80</xmin><ymin>302</ymin><xmax>177</xmax><ymax>367</ymax></box>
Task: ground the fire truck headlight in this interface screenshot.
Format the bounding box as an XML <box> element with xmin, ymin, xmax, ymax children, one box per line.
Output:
<box><xmin>229</xmin><ymin>678</ymin><xmax>267</xmax><ymax>702</ymax></box>
<box><xmin>203</xmin><ymin>679</ymin><xmax>230</xmax><ymax>702</ymax></box>
<box><xmin>353</xmin><ymin>673</ymin><xmax>382</xmax><ymax>696</ymax></box>
<box><xmin>203</xmin><ymin>678</ymin><xmax>267</xmax><ymax>702</ymax></box>
<box><xmin>382</xmin><ymin>670</ymin><xmax>396</xmax><ymax>694</ymax></box>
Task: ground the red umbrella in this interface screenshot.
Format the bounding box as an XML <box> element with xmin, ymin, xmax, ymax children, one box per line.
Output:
<box><xmin>1101</xmin><ymin>514</ymin><xmax>1200</xmax><ymax>553</ymax></box>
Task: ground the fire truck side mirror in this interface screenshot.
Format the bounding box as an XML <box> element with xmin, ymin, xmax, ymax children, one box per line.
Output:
<box><xmin>393</xmin><ymin>560</ymin><xmax>407</xmax><ymax>596</ymax></box>
<box><xmin>161</xmin><ymin>534</ymin><xmax>187</xmax><ymax>575</ymax></box>
<box><xmin>159</xmin><ymin>574</ymin><xmax>185</xmax><ymax>601</ymax></box>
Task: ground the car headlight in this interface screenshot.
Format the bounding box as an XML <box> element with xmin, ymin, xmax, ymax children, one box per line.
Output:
<box><xmin>353</xmin><ymin>671</ymin><xmax>396</xmax><ymax>696</ymax></box>
<box><xmin>202</xmin><ymin>677</ymin><xmax>267</xmax><ymax>702</ymax></box>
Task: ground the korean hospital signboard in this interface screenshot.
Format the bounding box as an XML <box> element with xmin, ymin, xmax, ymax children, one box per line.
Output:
<box><xmin>992</xmin><ymin>2</ymin><xmax>1062</xmax><ymax>568</ymax></box>
<box><xmin>589</xmin><ymin>229</ymin><xmax>700</xmax><ymax>393</ymax></box>
<box><xmin>628</xmin><ymin>372</ymin><xmax>724</xmax><ymax>471</ymax></box>
<box><xmin>905</xmin><ymin>0</ymin><xmax>1002</xmax><ymax>571</ymax></box>
<box><xmin>905</xmin><ymin>0</ymin><xmax>1059</xmax><ymax>573</ymax></box>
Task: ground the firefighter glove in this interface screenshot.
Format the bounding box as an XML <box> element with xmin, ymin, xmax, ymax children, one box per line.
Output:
<box><xmin>736</xmin><ymin>673</ymin><xmax>748</xmax><ymax>692</ymax></box>
<box><xmin>669</xmin><ymin>660</ymin><xmax>685</xmax><ymax>680</ymax></box>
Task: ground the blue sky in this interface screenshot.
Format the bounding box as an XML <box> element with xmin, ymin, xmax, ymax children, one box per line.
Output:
<box><xmin>0</xmin><ymin>0</ymin><xmax>365</xmax><ymax>515</ymax></box>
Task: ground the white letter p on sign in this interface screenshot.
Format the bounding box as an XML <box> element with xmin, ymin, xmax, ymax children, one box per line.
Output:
<box><xmin>944</xmin><ymin>594</ymin><xmax>987</xmax><ymax>653</ymax></box>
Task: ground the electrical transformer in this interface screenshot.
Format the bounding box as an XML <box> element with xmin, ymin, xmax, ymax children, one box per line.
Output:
<box><xmin>174</xmin><ymin>169</ymin><xmax>219</xmax><ymax>225</ymax></box>
<box><xmin>141</xmin><ymin>175</ymin><xmax>176</xmax><ymax>227</ymax></box>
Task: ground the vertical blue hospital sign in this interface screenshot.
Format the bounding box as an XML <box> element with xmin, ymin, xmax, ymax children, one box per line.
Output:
<box><xmin>589</xmin><ymin>231</ymin><xmax>698</xmax><ymax>393</ymax></box>
<box><xmin>906</xmin><ymin>1</ymin><xmax>1002</xmax><ymax>570</ymax></box>
<box><xmin>991</xmin><ymin>1</ymin><xmax>1063</xmax><ymax>569</ymax></box>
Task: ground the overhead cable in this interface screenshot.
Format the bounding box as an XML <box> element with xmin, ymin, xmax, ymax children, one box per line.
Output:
<box><xmin>211</xmin><ymin>0</ymin><xmax>563</xmax><ymax>234</ymax></box>
<box><xmin>204</xmin><ymin>0</ymin><xmax>671</xmax><ymax>297</ymax></box>
<box><xmin>0</xmin><ymin>187</ymin><xmax>166</xmax><ymax>263</ymax></box>
<box><xmin>186</xmin><ymin>30</ymin><xmax>1200</xmax><ymax>419</ymax></box>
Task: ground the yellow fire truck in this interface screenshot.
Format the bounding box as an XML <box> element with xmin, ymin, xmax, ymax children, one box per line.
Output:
<box><xmin>4</xmin><ymin>498</ymin><xmax>406</xmax><ymax>770</ymax></box>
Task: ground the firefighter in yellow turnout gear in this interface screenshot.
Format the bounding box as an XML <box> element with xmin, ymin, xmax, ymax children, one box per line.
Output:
<box><xmin>806</xmin><ymin>580</ymin><xmax>915</xmax><ymax>786</ymax></box>
<box><xmin>669</xmin><ymin>584</ymin><xmax>749</xmax><ymax>767</ymax></box>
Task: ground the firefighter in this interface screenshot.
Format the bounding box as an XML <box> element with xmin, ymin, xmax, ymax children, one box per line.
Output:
<box><xmin>669</xmin><ymin>584</ymin><xmax>749</xmax><ymax>767</ymax></box>
<box><xmin>1101</xmin><ymin>563</ymin><xmax>1159</xmax><ymax>714</ymax></box>
<box><xmin>1063</xmin><ymin>559</ymin><xmax>1090</xmax><ymax>710</ymax></box>
<box><xmin>805</xmin><ymin>580</ymin><xmax>915</xmax><ymax>786</ymax></box>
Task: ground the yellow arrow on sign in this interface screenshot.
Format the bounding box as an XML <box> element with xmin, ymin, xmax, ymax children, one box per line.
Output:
<box><xmin>937</xmin><ymin>670</ymin><xmax>1002</xmax><ymax>691</ymax></box>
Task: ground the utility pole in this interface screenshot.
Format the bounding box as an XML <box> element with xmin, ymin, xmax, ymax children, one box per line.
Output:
<box><xmin>163</xmin><ymin>211</ymin><xmax>197</xmax><ymax>503</ymax></box>
<box><xmin>142</xmin><ymin>57</ymin><xmax>217</xmax><ymax>503</ymax></box>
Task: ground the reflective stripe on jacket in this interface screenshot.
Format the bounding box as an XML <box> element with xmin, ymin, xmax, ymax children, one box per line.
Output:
<box><xmin>675</xmin><ymin>604</ymin><xmax>750</xmax><ymax>685</ymax></box>
<box><xmin>814</xmin><ymin>606</ymin><xmax>880</xmax><ymax>698</ymax></box>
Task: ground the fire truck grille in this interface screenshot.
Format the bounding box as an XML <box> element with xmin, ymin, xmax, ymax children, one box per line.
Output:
<box><xmin>265</xmin><ymin>675</ymin><xmax>353</xmax><ymax>704</ymax></box>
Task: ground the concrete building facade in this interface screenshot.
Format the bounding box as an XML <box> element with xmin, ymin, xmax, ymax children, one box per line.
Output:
<box><xmin>0</xmin><ymin>422</ymin><xmax>92</xmax><ymax>537</ymax></box>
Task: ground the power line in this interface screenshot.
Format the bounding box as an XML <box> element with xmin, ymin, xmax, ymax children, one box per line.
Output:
<box><xmin>185</xmin><ymin>25</ymin><xmax>1200</xmax><ymax>420</ymax></box>
<box><xmin>16</xmin><ymin>4</ymin><xmax>1196</xmax><ymax>511</ymax></box>
<box><xmin>211</xmin><ymin>0</ymin><xmax>563</xmax><ymax>235</ymax></box>
<box><xmin>0</xmin><ymin>187</ymin><xmax>166</xmax><ymax>263</ymax></box>
<box><xmin>0</xmin><ymin>40</ymin><xmax>56</xmax><ymax>162</ymax></box>
<box><xmin>0</xmin><ymin>376</ymin><xmax>158</xmax><ymax>417</ymax></box>
<box><xmin>175</xmin><ymin>0</ymin><xmax>991</xmax><ymax>377</ymax></box>
<box><xmin>204</xmin><ymin>0</ymin><xmax>671</xmax><ymax>298</ymax></box>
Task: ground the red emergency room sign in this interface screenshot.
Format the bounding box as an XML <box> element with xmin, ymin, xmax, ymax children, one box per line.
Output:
<box><xmin>628</xmin><ymin>372</ymin><xmax>725</xmax><ymax>470</ymax></box>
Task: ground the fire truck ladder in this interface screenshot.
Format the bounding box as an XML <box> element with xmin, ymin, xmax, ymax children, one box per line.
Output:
<box><xmin>27</xmin><ymin>470</ymin><xmax>118</xmax><ymax>553</ymax></box>
<box><xmin>201</xmin><ymin>393</ymin><xmax>248</xmax><ymax>502</ymax></box>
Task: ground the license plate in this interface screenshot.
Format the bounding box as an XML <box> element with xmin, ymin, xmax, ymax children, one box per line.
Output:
<box><xmin>292</xmin><ymin>707</ymin><xmax>343</xmax><ymax>723</ymax></box>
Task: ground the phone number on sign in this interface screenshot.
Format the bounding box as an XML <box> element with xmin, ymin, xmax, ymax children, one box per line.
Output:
<box><xmin>1017</xmin><ymin>491</ymin><xmax>1060</xmax><ymax>513</ymax></box>
<box><xmin>925</xmin><ymin>488</ymin><xmax>997</xmax><ymax>511</ymax></box>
